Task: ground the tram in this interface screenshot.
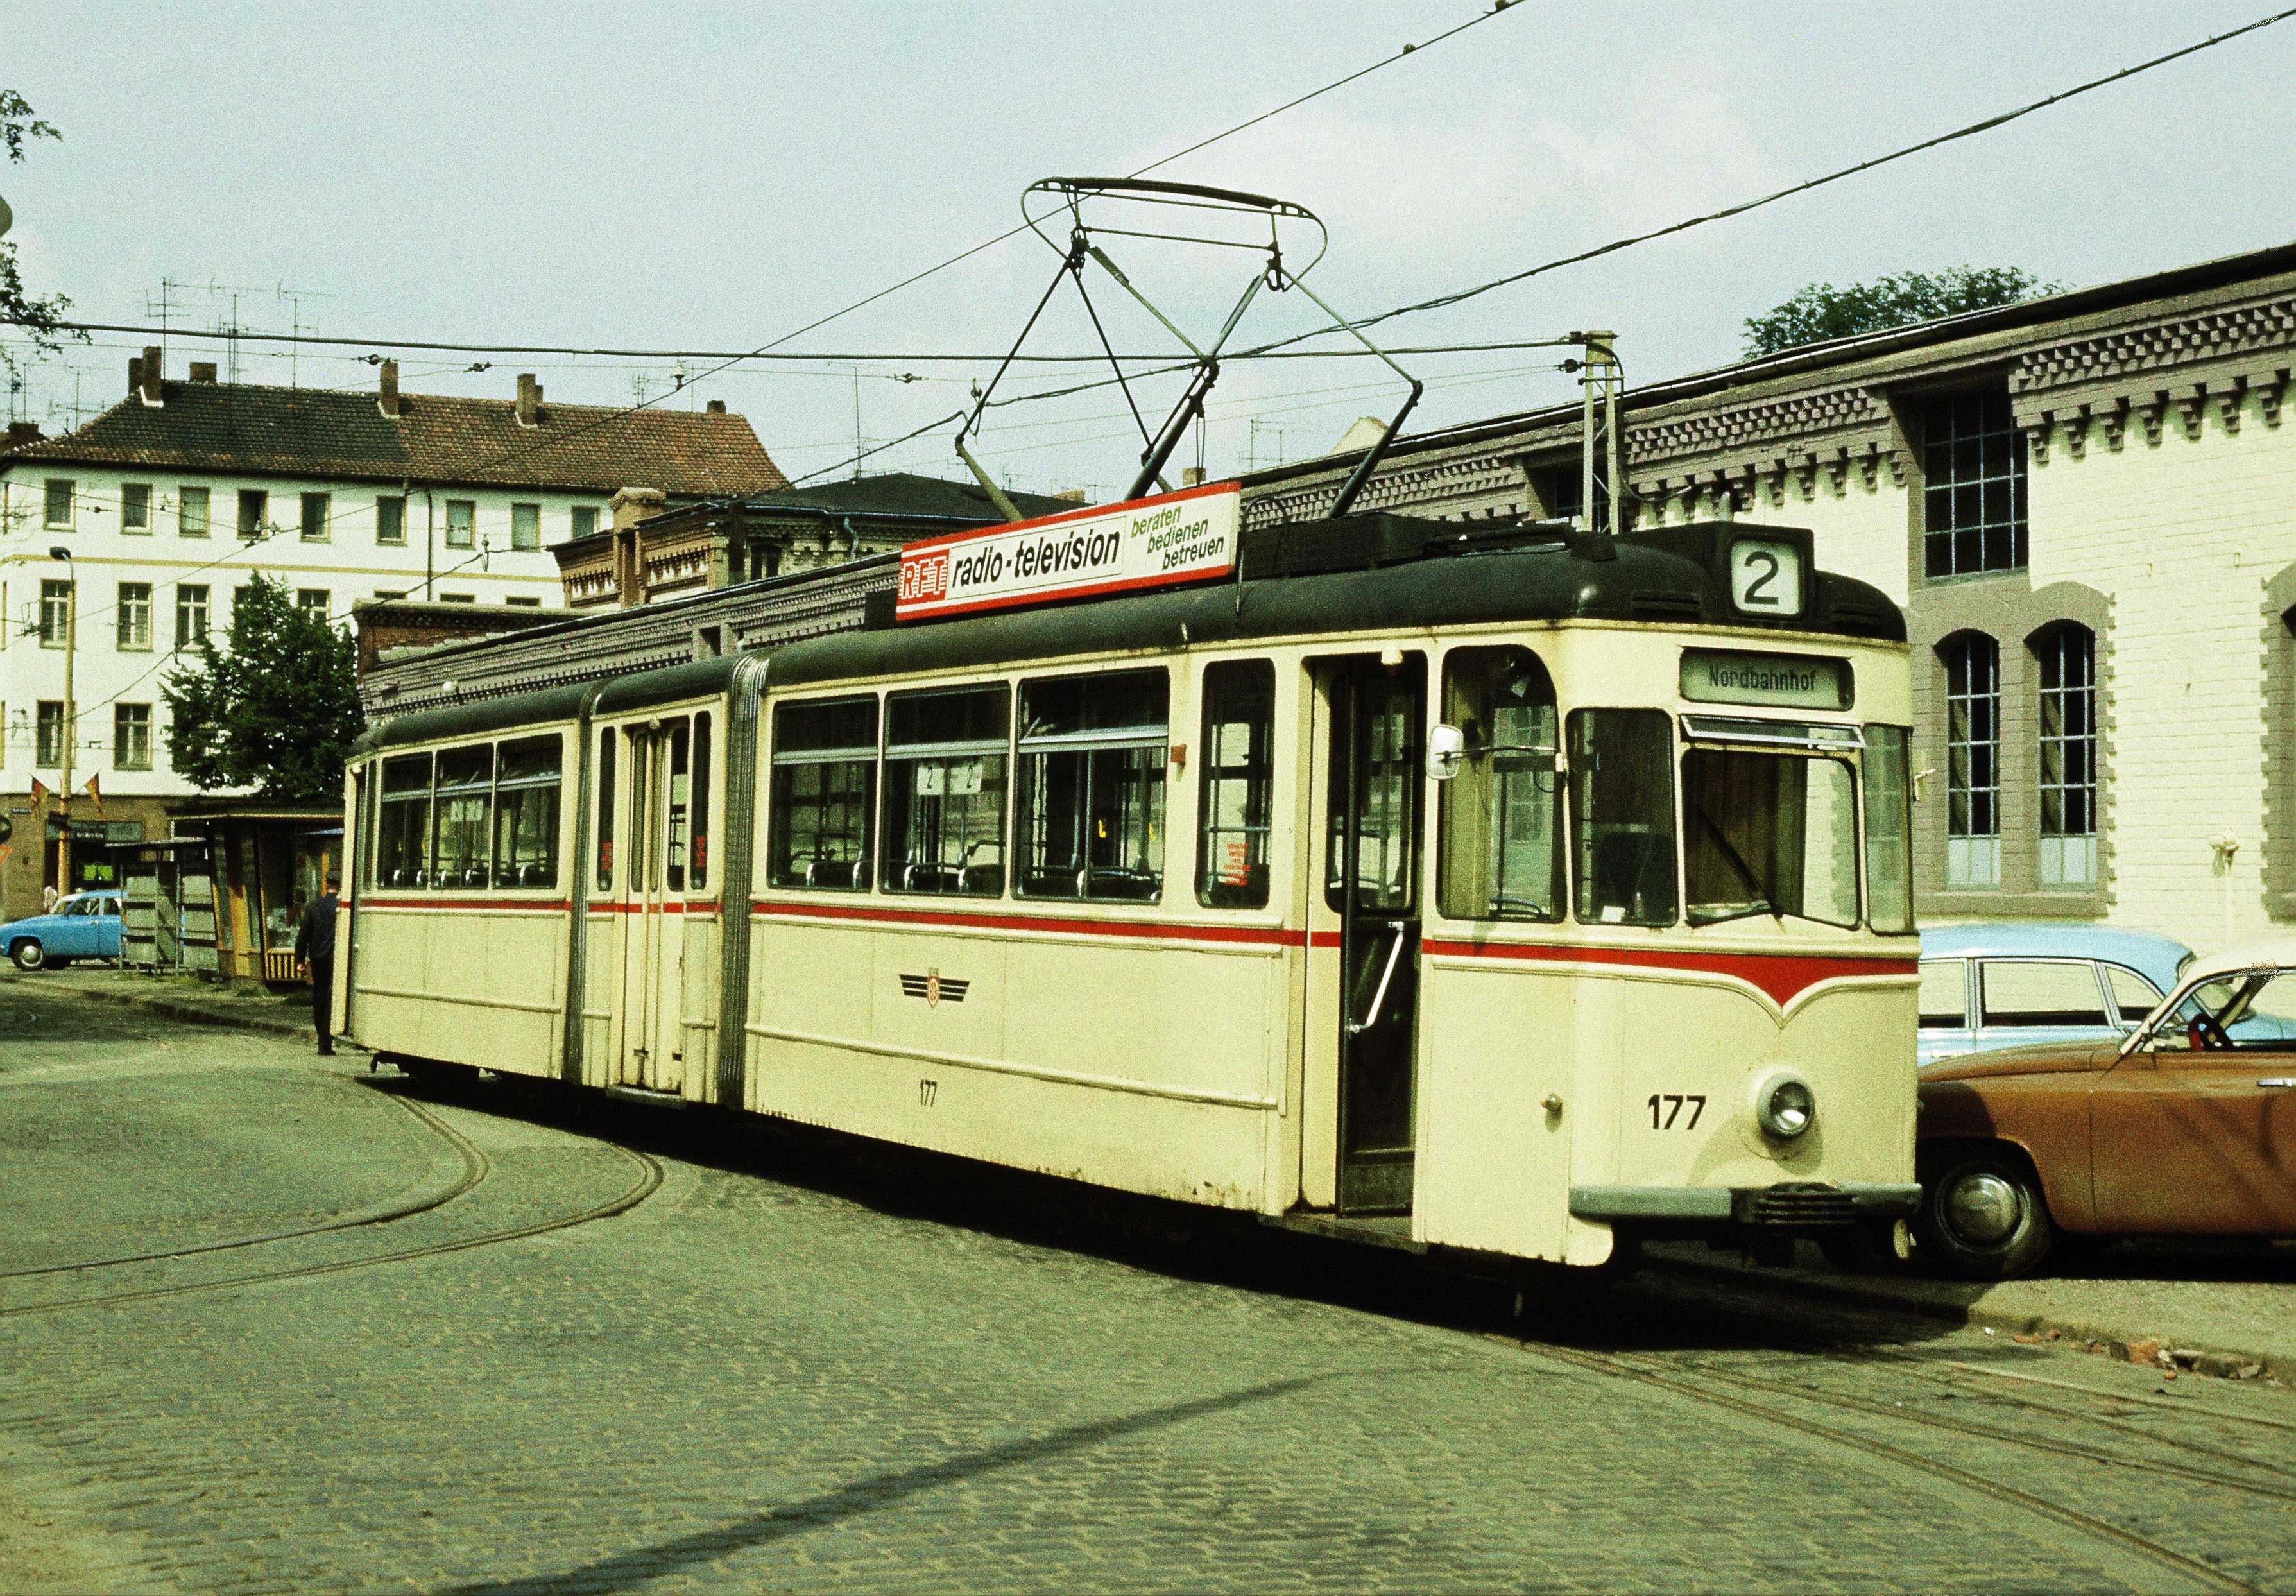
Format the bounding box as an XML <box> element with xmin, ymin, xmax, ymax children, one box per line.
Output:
<box><xmin>339</xmin><ymin>485</ymin><xmax>1921</xmax><ymax>1267</ymax></box>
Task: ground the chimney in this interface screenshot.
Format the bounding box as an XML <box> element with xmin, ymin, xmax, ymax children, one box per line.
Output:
<box><xmin>378</xmin><ymin>359</ymin><xmax>401</xmax><ymax>420</ymax></box>
<box><xmin>188</xmin><ymin>361</ymin><xmax>218</xmax><ymax>383</ymax></box>
<box><xmin>706</xmin><ymin>399</ymin><xmax>726</xmax><ymax>415</ymax></box>
<box><xmin>1181</xmin><ymin>467</ymin><xmax>1206</xmax><ymax>488</ymax></box>
<box><xmin>6</xmin><ymin>420</ymin><xmax>41</xmax><ymax>447</ymax></box>
<box><xmin>139</xmin><ymin>345</ymin><xmax>163</xmax><ymax>406</ymax></box>
<box><xmin>127</xmin><ymin>356</ymin><xmax>143</xmax><ymax>396</ymax></box>
<box><xmin>611</xmin><ymin>486</ymin><xmax>665</xmax><ymax>531</ymax></box>
<box><xmin>516</xmin><ymin>372</ymin><xmax>540</xmax><ymax>427</ymax></box>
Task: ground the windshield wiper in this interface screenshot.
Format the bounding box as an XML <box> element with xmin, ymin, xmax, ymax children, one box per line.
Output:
<box><xmin>1690</xmin><ymin>802</ymin><xmax>1781</xmax><ymax>924</ymax></box>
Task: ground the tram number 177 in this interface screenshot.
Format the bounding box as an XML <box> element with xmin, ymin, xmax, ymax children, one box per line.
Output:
<box><xmin>1646</xmin><ymin>1094</ymin><xmax>1706</xmax><ymax>1129</ymax></box>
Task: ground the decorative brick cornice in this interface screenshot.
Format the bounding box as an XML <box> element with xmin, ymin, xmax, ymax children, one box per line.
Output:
<box><xmin>1624</xmin><ymin>384</ymin><xmax>1884</xmax><ymax>469</ymax></box>
<box><xmin>2011</xmin><ymin>295</ymin><xmax>2296</xmax><ymax>395</ymax></box>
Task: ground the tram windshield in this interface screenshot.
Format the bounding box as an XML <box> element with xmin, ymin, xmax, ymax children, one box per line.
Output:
<box><xmin>1681</xmin><ymin>732</ymin><xmax>1859</xmax><ymax>929</ymax></box>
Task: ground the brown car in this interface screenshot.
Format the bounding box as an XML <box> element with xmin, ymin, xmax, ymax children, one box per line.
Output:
<box><xmin>1915</xmin><ymin>939</ymin><xmax>2296</xmax><ymax>1277</ymax></box>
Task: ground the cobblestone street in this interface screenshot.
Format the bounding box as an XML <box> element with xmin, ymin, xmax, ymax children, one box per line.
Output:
<box><xmin>4</xmin><ymin>981</ymin><xmax>2293</xmax><ymax>1595</ymax></box>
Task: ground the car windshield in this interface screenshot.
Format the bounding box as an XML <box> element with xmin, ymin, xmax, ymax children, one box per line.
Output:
<box><xmin>1681</xmin><ymin>747</ymin><xmax>1859</xmax><ymax>927</ymax></box>
<box><xmin>2154</xmin><ymin>967</ymin><xmax>2296</xmax><ymax>1051</ymax></box>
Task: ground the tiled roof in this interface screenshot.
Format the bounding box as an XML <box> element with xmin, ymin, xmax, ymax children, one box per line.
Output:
<box><xmin>744</xmin><ymin>472</ymin><xmax>1076</xmax><ymax>521</ymax></box>
<box><xmin>4</xmin><ymin>381</ymin><xmax>789</xmax><ymax>495</ymax></box>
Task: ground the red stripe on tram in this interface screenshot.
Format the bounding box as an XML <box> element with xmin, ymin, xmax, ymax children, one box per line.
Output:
<box><xmin>1418</xmin><ymin>937</ymin><xmax>1917</xmax><ymax>1007</ymax></box>
<box><xmin>750</xmin><ymin>898</ymin><xmax>1302</xmax><ymax>947</ymax></box>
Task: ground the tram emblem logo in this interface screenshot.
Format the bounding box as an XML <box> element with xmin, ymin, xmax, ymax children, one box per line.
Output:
<box><xmin>899</xmin><ymin>968</ymin><xmax>968</xmax><ymax>1007</ymax></box>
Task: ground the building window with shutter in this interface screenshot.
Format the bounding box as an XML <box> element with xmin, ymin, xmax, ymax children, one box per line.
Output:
<box><xmin>445</xmin><ymin>500</ymin><xmax>475</xmax><ymax>548</ymax></box>
<box><xmin>1942</xmin><ymin>633</ymin><xmax>2002</xmax><ymax>887</ymax></box>
<box><xmin>38</xmin><ymin>579</ymin><xmax>71</xmax><ymax>648</ymax></box>
<box><xmin>238</xmin><ymin>489</ymin><xmax>268</xmax><ymax>540</ymax></box>
<box><xmin>2035</xmin><ymin>624</ymin><xmax>2098</xmax><ymax>887</ymax></box>
<box><xmin>572</xmin><ymin>505</ymin><xmax>599</xmax><ymax>539</ymax></box>
<box><xmin>35</xmin><ymin>701</ymin><xmax>64</xmax><ymax>767</ymax></box>
<box><xmin>121</xmin><ymin>483</ymin><xmax>153</xmax><ymax>533</ymax></box>
<box><xmin>117</xmin><ymin>583</ymin><xmax>153</xmax><ymax>651</ymax></box>
<box><xmin>1922</xmin><ymin>390</ymin><xmax>2027</xmax><ymax>578</ymax></box>
<box><xmin>43</xmin><ymin>479</ymin><xmax>73</xmax><ymax>528</ymax></box>
<box><xmin>511</xmin><ymin>502</ymin><xmax>540</xmax><ymax>551</ymax></box>
<box><xmin>178</xmin><ymin>485</ymin><xmax>210</xmax><ymax>538</ymax></box>
<box><xmin>176</xmin><ymin>584</ymin><xmax>210</xmax><ymax>650</ymax></box>
<box><xmin>376</xmin><ymin>495</ymin><xmax>406</xmax><ymax>545</ymax></box>
<box><xmin>300</xmin><ymin>491</ymin><xmax>331</xmax><ymax>542</ymax></box>
<box><xmin>115</xmin><ymin>703</ymin><xmax>152</xmax><ymax>771</ymax></box>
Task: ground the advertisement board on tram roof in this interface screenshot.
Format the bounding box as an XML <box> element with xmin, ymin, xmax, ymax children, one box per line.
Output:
<box><xmin>895</xmin><ymin>480</ymin><xmax>1242</xmax><ymax>622</ymax></box>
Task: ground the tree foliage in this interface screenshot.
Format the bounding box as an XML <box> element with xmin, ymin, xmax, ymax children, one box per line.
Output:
<box><xmin>1742</xmin><ymin>268</ymin><xmax>2062</xmax><ymax>359</ymax></box>
<box><xmin>163</xmin><ymin>575</ymin><xmax>365</xmax><ymax>802</ymax></box>
<box><xmin>1</xmin><ymin>88</ymin><xmax>83</xmax><ymax>387</ymax></box>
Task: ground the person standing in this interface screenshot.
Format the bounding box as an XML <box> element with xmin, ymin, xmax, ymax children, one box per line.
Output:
<box><xmin>295</xmin><ymin>871</ymin><xmax>341</xmax><ymax>1058</ymax></box>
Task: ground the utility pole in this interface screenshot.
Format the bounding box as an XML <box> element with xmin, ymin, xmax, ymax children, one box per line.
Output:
<box><xmin>1579</xmin><ymin>331</ymin><xmax>1623</xmax><ymax>538</ymax></box>
<box><xmin>49</xmin><ymin>547</ymin><xmax>76</xmax><ymax>896</ymax></box>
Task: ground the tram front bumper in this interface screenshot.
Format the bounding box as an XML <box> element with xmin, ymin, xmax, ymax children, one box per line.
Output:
<box><xmin>1570</xmin><ymin>1182</ymin><xmax>1922</xmax><ymax>1228</ymax></box>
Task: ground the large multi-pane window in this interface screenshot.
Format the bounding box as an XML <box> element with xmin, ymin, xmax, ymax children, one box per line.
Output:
<box><xmin>492</xmin><ymin>735</ymin><xmax>562</xmax><ymax>888</ymax></box>
<box><xmin>38</xmin><ymin>579</ymin><xmax>71</xmax><ymax>646</ymax></box>
<box><xmin>1197</xmin><ymin>660</ymin><xmax>1275</xmax><ymax>909</ymax></box>
<box><xmin>2035</xmin><ymin>624</ymin><xmax>2098</xmax><ymax>887</ymax></box>
<box><xmin>114</xmin><ymin>704</ymin><xmax>151</xmax><ymax>770</ymax></box>
<box><xmin>1438</xmin><ymin>646</ymin><xmax>1563</xmax><ymax>922</ymax></box>
<box><xmin>1922</xmin><ymin>390</ymin><xmax>2027</xmax><ymax>578</ymax></box>
<box><xmin>117</xmin><ymin>583</ymin><xmax>152</xmax><ymax>651</ymax></box>
<box><xmin>1015</xmin><ymin>669</ymin><xmax>1167</xmax><ymax>902</ymax></box>
<box><xmin>882</xmin><ymin>684</ymin><xmax>1009</xmax><ymax>896</ymax></box>
<box><xmin>768</xmin><ymin>696</ymin><xmax>877</xmax><ymax>891</ymax></box>
<box><xmin>1942</xmin><ymin>634</ymin><xmax>2001</xmax><ymax>887</ymax></box>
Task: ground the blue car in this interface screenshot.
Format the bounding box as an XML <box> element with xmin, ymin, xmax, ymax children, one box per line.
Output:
<box><xmin>1917</xmin><ymin>923</ymin><xmax>2196</xmax><ymax>1067</ymax></box>
<box><xmin>1</xmin><ymin>891</ymin><xmax>124</xmax><ymax>971</ymax></box>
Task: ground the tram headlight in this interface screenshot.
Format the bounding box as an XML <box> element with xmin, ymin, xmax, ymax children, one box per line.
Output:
<box><xmin>1753</xmin><ymin>1070</ymin><xmax>1817</xmax><ymax>1142</ymax></box>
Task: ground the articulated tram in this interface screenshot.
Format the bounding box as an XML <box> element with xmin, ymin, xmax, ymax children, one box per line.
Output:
<box><xmin>340</xmin><ymin>492</ymin><xmax>1921</xmax><ymax>1267</ymax></box>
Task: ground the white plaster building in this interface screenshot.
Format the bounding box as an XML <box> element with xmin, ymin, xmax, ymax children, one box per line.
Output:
<box><xmin>1243</xmin><ymin>241</ymin><xmax>2296</xmax><ymax>954</ymax></box>
<box><xmin>0</xmin><ymin>350</ymin><xmax>784</xmax><ymax>914</ymax></box>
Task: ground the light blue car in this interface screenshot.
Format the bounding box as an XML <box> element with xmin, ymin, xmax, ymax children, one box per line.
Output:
<box><xmin>1917</xmin><ymin>923</ymin><xmax>2195</xmax><ymax>1067</ymax></box>
<box><xmin>1</xmin><ymin>891</ymin><xmax>124</xmax><ymax>972</ymax></box>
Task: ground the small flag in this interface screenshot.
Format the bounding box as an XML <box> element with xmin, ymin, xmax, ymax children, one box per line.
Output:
<box><xmin>83</xmin><ymin>774</ymin><xmax>101</xmax><ymax>814</ymax></box>
<box><xmin>28</xmin><ymin>775</ymin><xmax>49</xmax><ymax>812</ymax></box>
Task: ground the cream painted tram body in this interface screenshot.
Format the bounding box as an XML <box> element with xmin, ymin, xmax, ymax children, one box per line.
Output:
<box><xmin>341</xmin><ymin>513</ymin><xmax>1921</xmax><ymax>1266</ymax></box>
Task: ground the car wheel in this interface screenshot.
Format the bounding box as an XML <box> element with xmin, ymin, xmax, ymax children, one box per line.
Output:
<box><xmin>1917</xmin><ymin>1150</ymin><xmax>2055</xmax><ymax>1279</ymax></box>
<box><xmin>9</xmin><ymin>938</ymin><xmax>45</xmax><ymax>972</ymax></box>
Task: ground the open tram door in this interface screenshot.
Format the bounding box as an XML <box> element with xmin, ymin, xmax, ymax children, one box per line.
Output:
<box><xmin>1303</xmin><ymin>651</ymin><xmax>1427</xmax><ymax>1218</ymax></box>
<box><xmin>611</xmin><ymin>719</ymin><xmax>696</xmax><ymax>1095</ymax></box>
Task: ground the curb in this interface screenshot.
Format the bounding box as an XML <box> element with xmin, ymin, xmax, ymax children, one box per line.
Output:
<box><xmin>1647</xmin><ymin>1250</ymin><xmax>2292</xmax><ymax>1387</ymax></box>
<box><xmin>6</xmin><ymin>975</ymin><xmax>314</xmax><ymax>1042</ymax></box>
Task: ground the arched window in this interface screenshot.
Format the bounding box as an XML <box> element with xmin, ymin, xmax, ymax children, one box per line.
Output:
<box><xmin>1940</xmin><ymin>633</ymin><xmax>2001</xmax><ymax>887</ymax></box>
<box><xmin>2034</xmin><ymin>624</ymin><xmax>2097</xmax><ymax>887</ymax></box>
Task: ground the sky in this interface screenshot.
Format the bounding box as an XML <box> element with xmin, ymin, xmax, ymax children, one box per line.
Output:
<box><xmin>5</xmin><ymin>1</ymin><xmax>2296</xmax><ymax>503</ymax></box>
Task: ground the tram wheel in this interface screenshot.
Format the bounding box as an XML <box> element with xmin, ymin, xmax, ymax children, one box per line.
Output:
<box><xmin>1915</xmin><ymin>1148</ymin><xmax>2054</xmax><ymax>1280</ymax></box>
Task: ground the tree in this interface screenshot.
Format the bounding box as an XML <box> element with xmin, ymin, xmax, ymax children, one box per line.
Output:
<box><xmin>1</xmin><ymin>89</ymin><xmax>83</xmax><ymax>388</ymax></box>
<box><xmin>164</xmin><ymin>575</ymin><xmax>366</xmax><ymax>802</ymax></box>
<box><xmin>1742</xmin><ymin>268</ymin><xmax>2062</xmax><ymax>359</ymax></box>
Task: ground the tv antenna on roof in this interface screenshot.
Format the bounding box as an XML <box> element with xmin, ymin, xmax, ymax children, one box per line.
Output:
<box><xmin>953</xmin><ymin>177</ymin><xmax>1422</xmax><ymax>522</ymax></box>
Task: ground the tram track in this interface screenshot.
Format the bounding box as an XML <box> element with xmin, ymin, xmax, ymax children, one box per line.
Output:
<box><xmin>1511</xmin><ymin>1338</ymin><xmax>2265</xmax><ymax>1595</ymax></box>
<box><xmin>0</xmin><ymin>1086</ymin><xmax>490</xmax><ymax>1283</ymax></box>
<box><xmin>0</xmin><ymin>1122</ymin><xmax>662</xmax><ymax>1321</ymax></box>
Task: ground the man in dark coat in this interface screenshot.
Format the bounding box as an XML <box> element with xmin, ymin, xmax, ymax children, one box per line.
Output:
<box><xmin>295</xmin><ymin>871</ymin><xmax>341</xmax><ymax>1058</ymax></box>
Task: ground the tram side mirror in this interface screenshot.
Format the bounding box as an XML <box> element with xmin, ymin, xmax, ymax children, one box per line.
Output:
<box><xmin>1426</xmin><ymin>723</ymin><xmax>1466</xmax><ymax>782</ymax></box>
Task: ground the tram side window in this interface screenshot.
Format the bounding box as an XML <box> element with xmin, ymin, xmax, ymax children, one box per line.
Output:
<box><xmin>1863</xmin><ymin>725</ymin><xmax>1914</xmax><ymax>933</ymax></box>
<box><xmin>768</xmin><ymin>696</ymin><xmax>878</xmax><ymax>891</ymax></box>
<box><xmin>1197</xmin><ymin>660</ymin><xmax>1274</xmax><ymax>909</ymax></box>
<box><xmin>1438</xmin><ymin>646</ymin><xmax>1562</xmax><ymax>922</ymax></box>
<box><xmin>493</xmin><ymin>734</ymin><xmax>561</xmax><ymax>889</ymax></box>
<box><xmin>882</xmin><ymin>684</ymin><xmax>1009</xmax><ymax>897</ymax></box>
<box><xmin>595</xmin><ymin>727</ymin><xmax>617</xmax><ymax>893</ymax></box>
<box><xmin>377</xmin><ymin>753</ymin><xmax>434</xmax><ymax>888</ymax></box>
<box><xmin>433</xmin><ymin>745</ymin><xmax>495</xmax><ymax>890</ymax></box>
<box><xmin>1568</xmin><ymin>709</ymin><xmax>1677</xmax><ymax>927</ymax></box>
<box><xmin>690</xmin><ymin>712</ymin><xmax>712</xmax><ymax>891</ymax></box>
<box><xmin>664</xmin><ymin>719</ymin><xmax>692</xmax><ymax>893</ymax></box>
<box><xmin>1016</xmin><ymin>670</ymin><xmax>1167</xmax><ymax>902</ymax></box>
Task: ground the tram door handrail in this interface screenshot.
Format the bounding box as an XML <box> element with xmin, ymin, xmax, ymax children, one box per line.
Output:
<box><xmin>1346</xmin><ymin>921</ymin><xmax>1407</xmax><ymax>1036</ymax></box>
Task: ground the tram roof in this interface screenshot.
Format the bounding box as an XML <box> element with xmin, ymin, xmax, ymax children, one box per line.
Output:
<box><xmin>354</xmin><ymin>514</ymin><xmax>1905</xmax><ymax>753</ymax></box>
